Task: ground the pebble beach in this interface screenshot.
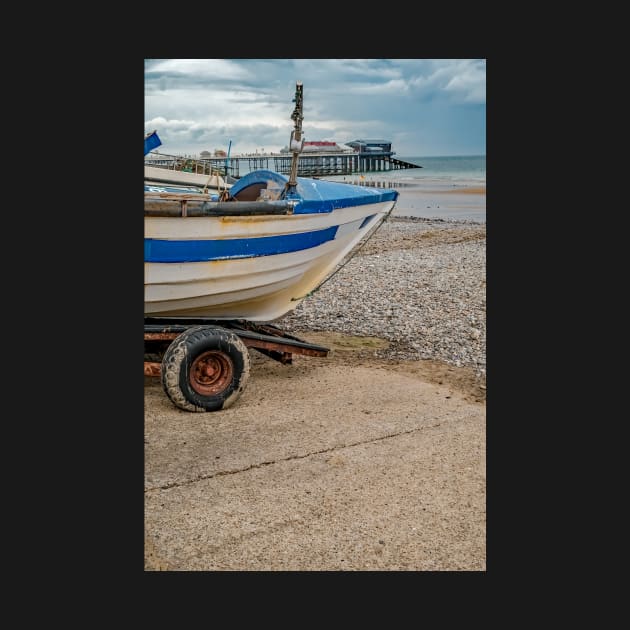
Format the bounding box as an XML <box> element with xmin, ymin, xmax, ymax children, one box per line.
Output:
<box><xmin>279</xmin><ymin>199</ymin><xmax>486</xmax><ymax>379</ymax></box>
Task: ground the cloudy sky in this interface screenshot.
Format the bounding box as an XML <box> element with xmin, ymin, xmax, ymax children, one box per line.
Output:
<box><xmin>144</xmin><ymin>59</ymin><xmax>485</xmax><ymax>158</ymax></box>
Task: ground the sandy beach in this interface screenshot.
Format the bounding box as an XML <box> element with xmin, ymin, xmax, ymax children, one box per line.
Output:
<box><xmin>440</xmin><ymin>186</ymin><xmax>485</xmax><ymax>194</ymax></box>
<box><xmin>392</xmin><ymin>185</ymin><xmax>485</xmax><ymax>222</ymax></box>
<box><xmin>145</xmin><ymin>187</ymin><xmax>486</xmax><ymax>571</ymax></box>
<box><xmin>337</xmin><ymin>175</ymin><xmax>486</xmax><ymax>222</ymax></box>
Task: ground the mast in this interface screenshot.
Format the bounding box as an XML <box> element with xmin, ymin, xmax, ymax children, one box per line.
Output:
<box><xmin>224</xmin><ymin>139</ymin><xmax>232</xmax><ymax>179</ymax></box>
<box><xmin>285</xmin><ymin>81</ymin><xmax>304</xmax><ymax>195</ymax></box>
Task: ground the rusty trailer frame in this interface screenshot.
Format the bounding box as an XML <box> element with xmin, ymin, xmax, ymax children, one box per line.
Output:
<box><xmin>144</xmin><ymin>317</ymin><xmax>329</xmax><ymax>377</ymax></box>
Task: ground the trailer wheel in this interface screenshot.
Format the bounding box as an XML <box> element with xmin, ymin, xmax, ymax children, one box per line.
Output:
<box><xmin>161</xmin><ymin>326</ymin><xmax>250</xmax><ymax>412</ymax></box>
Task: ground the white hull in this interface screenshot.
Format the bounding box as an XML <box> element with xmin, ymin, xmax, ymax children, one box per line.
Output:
<box><xmin>145</xmin><ymin>200</ymin><xmax>393</xmax><ymax>321</ymax></box>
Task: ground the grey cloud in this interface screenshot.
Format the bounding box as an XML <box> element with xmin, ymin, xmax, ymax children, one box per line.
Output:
<box><xmin>145</xmin><ymin>59</ymin><xmax>485</xmax><ymax>156</ymax></box>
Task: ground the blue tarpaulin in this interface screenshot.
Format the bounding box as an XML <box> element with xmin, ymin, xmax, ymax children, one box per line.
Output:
<box><xmin>144</xmin><ymin>131</ymin><xmax>162</xmax><ymax>156</ymax></box>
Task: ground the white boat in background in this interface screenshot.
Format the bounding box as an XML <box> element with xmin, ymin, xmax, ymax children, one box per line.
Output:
<box><xmin>144</xmin><ymin>165</ymin><xmax>232</xmax><ymax>191</ymax></box>
<box><xmin>144</xmin><ymin>82</ymin><xmax>398</xmax><ymax>322</ymax></box>
<box><xmin>144</xmin><ymin>130</ymin><xmax>232</xmax><ymax>192</ymax></box>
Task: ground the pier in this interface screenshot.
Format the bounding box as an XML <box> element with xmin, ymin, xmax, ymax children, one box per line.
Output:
<box><xmin>146</xmin><ymin>143</ymin><xmax>421</xmax><ymax>179</ymax></box>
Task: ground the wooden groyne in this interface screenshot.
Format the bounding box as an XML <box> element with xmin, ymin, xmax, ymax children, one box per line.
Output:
<box><xmin>340</xmin><ymin>179</ymin><xmax>417</xmax><ymax>188</ymax></box>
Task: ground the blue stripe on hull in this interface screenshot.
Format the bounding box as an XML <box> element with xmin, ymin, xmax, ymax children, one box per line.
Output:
<box><xmin>359</xmin><ymin>214</ymin><xmax>377</xmax><ymax>229</ymax></box>
<box><xmin>145</xmin><ymin>225</ymin><xmax>339</xmax><ymax>263</ymax></box>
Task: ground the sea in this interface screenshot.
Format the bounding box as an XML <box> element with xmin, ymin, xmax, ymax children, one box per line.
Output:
<box><xmin>236</xmin><ymin>154</ymin><xmax>486</xmax><ymax>222</ymax></box>
<box><xmin>381</xmin><ymin>155</ymin><xmax>485</xmax><ymax>187</ymax></box>
<box><xmin>325</xmin><ymin>155</ymin><xmax>486</xmax><ymax>222</ymax></box>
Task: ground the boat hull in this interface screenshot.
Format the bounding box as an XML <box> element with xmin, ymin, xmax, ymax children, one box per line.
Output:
<box><xmin>144</xmin><ymin>170</ymin><xmax>398</xmax><ymax>322</ymax></box>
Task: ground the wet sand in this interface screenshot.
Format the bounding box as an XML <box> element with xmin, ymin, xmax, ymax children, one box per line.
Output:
<box><xmin>437</xmin><ymin>186</ymin><xmax>485</xmax><ymax>195</ymax></box>
<box><xmin>145</xmin><ymin>347</ymin><xmax>486</xmax><ymax>571</ymax></box>
<box><xmin>392</xmin><ymin>187</ymin><xmax>485</xmax><ymax>222</ymax></box>
<box><xmin>341</xmin><ymin>177</ymin><xmax>486</xmax><ymax>222</ymax></box>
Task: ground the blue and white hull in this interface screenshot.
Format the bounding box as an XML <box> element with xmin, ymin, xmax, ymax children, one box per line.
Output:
<box><xmin>145</xmin><ymin>170</ymin><xmax>398</xmax><ymax>321</ymax></box>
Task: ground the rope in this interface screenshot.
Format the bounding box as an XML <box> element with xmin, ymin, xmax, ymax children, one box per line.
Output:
<box><xmin>202</xmin><ymin>169</ymin><xmax>230</xmax><ymax>199</ymax></box>
<box><xmin>201</xmin><ymin>170</ymin><xmax>214</xmax><ymax>195</ymax></box>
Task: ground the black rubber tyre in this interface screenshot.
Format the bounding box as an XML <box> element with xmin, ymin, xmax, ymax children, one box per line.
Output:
<box><xmin>161</xmin><ymin>326</ymin><xmax>251</xmax><ymax>412</ymax></box>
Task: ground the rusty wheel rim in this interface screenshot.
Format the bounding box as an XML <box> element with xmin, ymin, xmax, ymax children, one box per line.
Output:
<box><xmin>189</xmin><ymin>350</ymin><xmax>233</xmax><ymax>396</ymax></box>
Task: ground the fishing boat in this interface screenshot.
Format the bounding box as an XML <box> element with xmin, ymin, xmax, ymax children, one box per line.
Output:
<box><xmin>144</xmin><ymin>82</ymin><xmax>399</xmax><ymax>412</ymax></box>
<box><xmin>144</xmin><ymin>82</ymin><xmax>399</xmax><ymax>323</ymax></box>
<box><xmin>145</xmin><ymin>170</ymin><xmax>398</xmax><ymax>321</ymax></box>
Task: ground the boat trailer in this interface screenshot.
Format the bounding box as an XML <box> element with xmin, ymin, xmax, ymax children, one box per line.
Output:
<box><xmin>144</xmin><ymin>318</ymin><xmax>329</xmax><ymax>412</ymax></box>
